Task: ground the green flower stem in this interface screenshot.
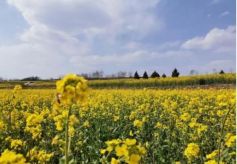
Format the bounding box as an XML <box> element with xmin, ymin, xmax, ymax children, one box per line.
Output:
<box><xmin>217</xmin><ymin>107</ymin><xmax>232</xmax><ymax>164</ymax></box>
<box><xmin>65</xmin><ymin>106</ymin><xmax>72</xmax><ymax>164</ymax></box>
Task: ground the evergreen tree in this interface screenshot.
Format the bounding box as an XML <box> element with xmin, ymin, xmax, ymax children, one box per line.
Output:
<box><xmin>134</xmin><ymin>71</ymin><xmax>140</xmax><ymax>79</ymax></box>
<box><xmin>162</xmin><ymin>74</ymin><xmax>166</xmax><ymax>78</ymax></box>
<box><xmin>171</xmin><ymin>68</ymin><xmax>180</xmax><ymax>77</ymax></box>
<box><xmin>219</xmin><ymin>70</ymin><xmax>225</xmax><ymax>74</ymax></box>
<box><xmin>143</xmin><ymin>71</ymin><xmax>149</xmax><ymax>79</ymax></box>
<box><xmin>150</xmin><ymin>71</ymin><xmax>160</xmax><ymax>78</ymax></box>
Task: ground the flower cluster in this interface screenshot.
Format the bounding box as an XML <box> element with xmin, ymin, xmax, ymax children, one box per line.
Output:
<box><xmin>27</xmin><ymin>147</ymin><xmax>54</xmax><ymax>163</ymax></box>
<box><xmin>184</xmin><ymin>143</ymin><xmax>200</xmax><ymax>160</ymax></box>
<box><xmin>101</xmin><ymin>138</ymin><xmax>146</xmax><ymax>164</ymax></box>
<box><xmin>0</xmin><ymin>149</ymin><xmax>26</xmax><ymax>164</ymax></box>
<box><xmin>56</xmin><ymin>74</ymin><xmax>88</xmax><ymax>104</ymax></box>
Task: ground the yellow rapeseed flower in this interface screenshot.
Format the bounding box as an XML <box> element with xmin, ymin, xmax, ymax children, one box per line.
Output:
<box><xmin>137</xmin><ymin>145</ymin><xmax>146</xmax><ymax>155</ymax></box>
<box><xmin>225</xmin><ymin>133</ymin><xmax>236</xmax><ymax>147</ymax></box>
<box><xmin>111</xmin><ymin>158</ymin><xmax>120</xmax><ymax>164</ymax></box>
<box><xmin>133</xmin><ymin>120</ymin><xmax>143</xmax><ymax>128</ymax></box>
<box><xmin>27</xmin><ymin>148</ymin><xmax>53</xmax><ymax>163</ymax></box>
<box><xmin>83</xmin><ymin>120</ymin><xmax>90</xmax><ymax>128</ymax></box>
<box><xmin>106</xmin><ymin>146</ymin><xmax>113</xmax><ymax>152</ymax></box>
<box><xmin>13</xmin><ymin>85</ymin><xmax>22</xmax><ymax>94</ymax></box>
<box><xmin>184</xmin><ymin>143</ymin><xmax>200</xmax><ymax>160</ymax></box>
<box><xmin>197</xmin><ymin>124</ymin><xmax>208</xmax><ymax>135</ymax></box>
<box><xmin>25</xmin><ymin>114</ymin><xmax>43</xmax><ymax>139</ymax></box>
<box><xmin>56</xmin><ymin>74</ymin><xmax>88</xmax><ymax>104</ymax></box>
<box><xmin>180</xmin><ymin>113</ymin><xmax>191</xmax><ymax>122</ymax></box>
<box><xmin>0</xmin><ymin>120</ymin><xmax>5</xmax><ymax>131</ymax></box>
<box><xmin>37</xmin><ymin>150</ymin><xmax>54</xmax><ymax>163</ymax></box>
<box><xmin>155</xmin><ymin>122</ymin><xmax>163</xmax><ymax>128</ymax></box>
<box><xmin>106</xmin><ymin>139</ymin><xmax>122</xmax><ymax>146</ymax></box>
<box><xmin>125</xmin><ymin>139</ymin><xmax>136</xmax><ymax>146</ymax></box>
<box><xmin>10</xmin><ymin>139</ymin><xmax>24</xmax><ymax>150</ymax></box>
<box><xmin>100</xmin><ymin>149</ymin><xmax>106</xmax><ymax>154</ymax></box>
<box><xmin>113</xmin><ymin>116</ymin><xmax>120</xmax><ymax>122</ymax></box>
<box><xmin>204</xmin><ymin>160</ymin><xmax>217</xmax><ymax>164</ymax></box>
<box><xmin>128</xmin><ymin>154</ymin><xmax>141</xmax><ymax>164</ymax></box>
<box><xmin>206</xmin><ymin>150</ymin><xmax>218</xmax><ymax>159</ymax></box>
<box><xmin>0</xmin><ymin>149</ymin><xmax>26</xmax><ymax>164</ymax></box>
<box><xmin>51</xmin><ymin>135</ymin><xmax>59</xmax><ymax>145</ymax></box>
<box><xmin>115</xmin><ymin>144</ymin><xmax>129</xmax><ymax>157</ymax></box>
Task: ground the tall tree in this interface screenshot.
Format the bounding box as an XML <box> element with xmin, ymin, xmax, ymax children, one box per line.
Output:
<box><xmin>143</xmin><ymin>71</ymin><xmax>149</xmax><ymax>79</ymax></box>
<box><xmin>134</xmin><ymin>71</ymin><xmax>140</xmax><ymax>79</ymax></box>
<box><xmin>171</xmin><ymin>68</ymin><xmax>180</xmax><ymax>77</ymax></box>
<box><xmin>162</xmin><ymin>74</ymin><xmax>166</xmax><ymax>78</ymax></box>
<box><xmin>150</xmin><ymin>71</ymin><xmax>160</xmax><ymax>78</ymax></box>
<box><xmin>219</xmin><ymin>70</ymin><xmax>225</xmax><ymax>74</ymax></box>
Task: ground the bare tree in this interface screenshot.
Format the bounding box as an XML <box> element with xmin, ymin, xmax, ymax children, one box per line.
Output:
<box><xmin>117</xmin><ymin>71</ymin><xmax>127</xmax><ymax>78</ymax></box>
<box><xmin>80</xmin><ymin>73</ymin><xmax>89</xmax><ymax>79</ymax></box>
<box><xmin>92</xmin><ymin>71</ymin><xmax>104</xmax><ymax>78</ymax></box>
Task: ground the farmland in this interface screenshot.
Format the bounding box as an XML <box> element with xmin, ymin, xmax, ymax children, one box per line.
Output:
<box><xmin>0</xmin><ymin>73</ymin><xmax>235</xmax><ymax>89</ymax></box>
<box><xmin>0</xmin><ymin>74</ymin><xmax>235</xmax><ymax>163</ymax></box>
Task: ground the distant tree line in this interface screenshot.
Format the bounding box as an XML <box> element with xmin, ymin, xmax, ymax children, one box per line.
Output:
<box><xmin>14</xmin><ymin>69</ymin><xmax>226</xmax><ymax>81</ymax></box>
<box><xmin>21</xmin><ymin>76</ymin><xmax>41</xmax><ymax>81</ymax></box>
<box><xmin>133</xmin><ymin>69</ymin><xmax>226</xmax><ymax>79</ymax></box>
<box><xmin>134</xmin><ymin>68</ymin><xmax>179</xmax><ymax>79</ymax></box>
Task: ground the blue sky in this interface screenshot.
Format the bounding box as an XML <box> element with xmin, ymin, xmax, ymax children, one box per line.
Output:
<box><xmin>0</xmin><ymin>0</ymin><xmax>235</xmax><ymax>78</ymax></box>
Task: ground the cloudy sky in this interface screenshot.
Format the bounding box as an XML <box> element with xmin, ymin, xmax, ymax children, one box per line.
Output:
<box><xmin>0</xmin><ymin>0</ymin><xmax>235</xmax><ymax>78</ymax></box>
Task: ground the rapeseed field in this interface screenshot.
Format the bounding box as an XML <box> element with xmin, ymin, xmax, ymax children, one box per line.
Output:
<box><xmin>0</xmin><ymin>74</ymin><xmax>235</xmax><ymax>164</ymax></box>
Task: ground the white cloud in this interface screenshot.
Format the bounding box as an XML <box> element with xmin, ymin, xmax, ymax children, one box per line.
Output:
<box><xmin>7</xmin><ymin>0</ymin><xmax>162</xmax><ymax>38</ymax></box>
<box><xmin>20</xmin><ymin>24</ymin><xmax>90</xmax><ymax>56</ymax></box>
<box><xmin>220</xmin><ymin>11</ymin><xmax>230</xmax><ymax>17</ymax></box>
<box><xmin>0</xmin><ymin>0</ymin><xmax>164</xmax><ymax>78</ymax></box>
<box><xmin>0</xmin><ymin>43</ymin><xmax>69</xmax><ymax>78</ymax></box>
<box><xmin>181</xmin><ymin>26</ymin><xmax>236</xmax><ymax>53</ymax></box>
<box><xmin>0</xmin><ymin>0</ymin><xmax>235</xmax><ymax>78</ymax></box>
<box><xmin>156</xmin><ymin>41</ymin><xmax>181</xmax><ymax>51</ymax></box>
